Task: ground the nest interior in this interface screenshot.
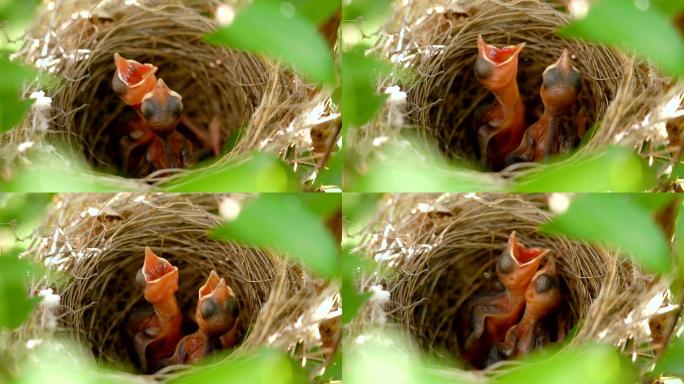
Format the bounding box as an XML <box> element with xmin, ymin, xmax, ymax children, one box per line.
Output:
<box><xmin>19</xmin><ymin>193</ymin><xmax>339</xmax><ymax>375</ymax></box>
<box><xmin>356</xmin><ymin>194</ymin><xmax>655</xmax><ymax>367</ymax></box>
<box><xmin>21</xmin><ymin>0</ymin><xmax>310</xmax><ymax>178</ymax></box>
<box><xmin>361</xmin><ymin>0</ymin><xmax>673</xmax><ymax>174</ymax></box>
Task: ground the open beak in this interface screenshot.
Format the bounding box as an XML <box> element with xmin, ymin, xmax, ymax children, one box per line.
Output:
<box><xmin>143</xmin><ymin>247</ymin><xmax>175</xmax><ymax>283</ymax></box>
<box><xmin>477</xmin><ymin>35</ymin><xmax>525</xmax><ymax>68</ymax></box>
<box><xmin>114</xmin><ymin>53</ymin><xmax>157</xmax><ymax>88</ymax></box>
<box><xmin>199</xmin><ymin>270</ymin><xmax>233</xmax><ymax>303</ymax></box>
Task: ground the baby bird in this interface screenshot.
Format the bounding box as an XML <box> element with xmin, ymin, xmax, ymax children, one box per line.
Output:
<box><xmin>140</xmin><ymin>78</ymin><xmax>191</xmax><ymax>171</ymax></box>
<box><xmin>502</xmin><ymin>259</ymin><xmax>562</xmax><ymax>357</ymax></box>
<box><xmin>474</xmin><ymin>35</ymin><xmax>526</xmax><ymax>170</ymax></box>
<box><xmin>506</xmin><ymin>49</ymin><xmax>581</xmax><ymax>165</ymax></box>
<box><xmin>129</xmin><ymin>247</ymin><xmax>183</xmax><ymax>373</ymax></box>
<box><xmin>160</xmin><ymin>270</ymin><xmax>240</xmax><ymax>366</ymax></box>
<box><xmin>112</xmin><ymin>53</ymin><xmax>158</xmax><ymax>107</ymax></box>
<box><xmin>463</xmin><ymin>232</ymin><xmax>548</xmax><ymax>368</ymax></box>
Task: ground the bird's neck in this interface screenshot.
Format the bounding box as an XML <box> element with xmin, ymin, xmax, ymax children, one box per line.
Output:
<box><xmin>493</xmin><ymin>80</ymin><xmax>522</xmax><ymax>122</ymax></box>
<box><xmin>153</xmin><ymin>295</ymin><xmax>180</xmax><ymax>326</ymax></box>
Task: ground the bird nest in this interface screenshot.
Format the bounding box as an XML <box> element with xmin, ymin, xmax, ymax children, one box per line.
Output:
<box><xmin>4</xmin><ymin>0</ymin><xmax>333</xmax><ymax>184</ymax></box>
<box><xmin>353</xmin><ymin>0</ymin><xmax>683</xmax><ymax>180</ymax></box>
<box><xmin>350</xmin><ymin>194</ymin><xmax>673</xmax><ymax>374</ymax></box>
<box><xmin>8</xmin><ymin>193</ymin><xmax>340</xmax><ymax>381</ymax></box>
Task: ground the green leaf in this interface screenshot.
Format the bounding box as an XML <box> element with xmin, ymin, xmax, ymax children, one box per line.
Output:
<box><xmin>204</xmin><ymin>0</ymin><xmax>335</xmax><ymax>86</ymax></box>
<box><xmin>170</xmin><ymin>348</ymin><xmax>307</xmax><ymax>384</ymax></box>
<box><xmin>212</xmin><ymin>194</ymin><xmax>339</xmax><ymax>278</ymax></box>
<box><xmin>655</xmin><ymin>335</ymin><xmax>684</xmax><ymax>376</ymax></box>
<box><xmin>160</xmin><ymin>153</ymin><xmax>300</xmax><ymax>192</ymax></box>
<box><xmin>0</xmin><ymin>56</ymin><xmax>35</xmax><ymax>132</ymax></box>
<box><xmin>652</xmin><ymin>0</ymin><xmax>684</xmax><ymax>16</ymax></box>
<box><xmin>510</xmin><ymin>146</ymin><xmax>655</xmax><ymax>192</ymax></box>
<box><xmin>627</xmin><ymin>193</ymin><xmax>676</xmax><ymax>212</ymax></box>
<box><xmin>0</xmin><ymin>154</ymin><xmax>132</xmax><ymax>192</ymax></box>
<box><xmin>296</xmin><ymin>193</ymin><xmax>341</xmax><ymax>219</ymax></box>
<box><xmin>341</xmin><ymin>50</ymin><xmax>392</xmax><ymax>129</ymax></box>
<box><xmin>541</xmin><ymin>194</ymin><xmax>671</xmax><ymax>274</ymax></box>
<box><xmin>558</xmin><ymin>0</ymin><xmax>684</xmax><ymax>78</ymax></box>
<box><xmin>342</xmin><ymin>0</ymin><xmax>394</xmax><ymax>21</ymax></box>
<box><xmin>674</xmin><ymin>198</ymin><xmax>684</xmax><ymax>278</ymax></box>
<box><xmin>341</xmin><ymin>250</ymin><xmax>378</xmax><ymax>323</ymax></box>
<box><xmin>284</xmin><ymin>0</ymin><xmax>339</xmax><ymax>24</ymax></box>
<box><xmin>315</xmin><ymin>151</ymin><xmax>342</xmax><ymax>187</ymax></box>
<box><xmin>494</xmin><ymin>344</ymin><xmax>638</xmax><ymax>384</ymax></box>
<box><xmin>0</xmin><ymin>250</ymin><xmax>42</xmax><ymax>330</ymax></box>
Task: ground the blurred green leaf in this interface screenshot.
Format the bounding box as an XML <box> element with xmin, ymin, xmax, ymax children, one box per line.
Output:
<box><xmin>284</xmin><ymin>0</ymin><xmax>339</xmax><ymax>24</ymax></box>
<box><xmin>0</xmin><ymin>194</ymin><xmax>52</xmax><ymax>226</ymax></box>
<box><xmin>494</xmin><ymin>344</ymin><xmax>638</xmax><ymax>384</ymax></box>
<box><xmin>204</xmin><ymin>0</ymin><xmax>335</xmax><ymax>86</ymax></box>
<box><xmin>628</xmin><ymin>193</ymin><xmax>677</xmax><ymax>212</ymax></box>
<box><xmin>160</xmin><ymin>153</ymin><xmax>300</xmax><ymax>192</ymax></box>
<box><xmin>0</xmin><ymin>55</ymin><xmax>35</xmax><ymax>132</ymax></box>
<box><xmin>510</xmin><ymin>147</ymin><xmax>655</xmax><ymax>192</ymax></box>
<box><xmin>652</xmin><ymin>0</ymin><xmax>684</xmax><ymax>15</ymax></box>
<box><xmin>351</xmin><ymin>140</ymin><xmax>499</xmax><ymax>192</ymax></box>
<box><xmin>342</xmin><ymin>0</ymin><xmax>393</xmax><ymax>21</ymax></box>
<box><xmin>558</xmin><ymin>0</ymin><xmax>684</xmax><ymax>78</ymax></box>
<box><xmin>345</xmin><ymin>330</ymin><xmax>471</xmax><ymax>384</ymax></box>
<box><xmin>296</xmin><ymin>193</ymin><xmax>340</xmax><ymax>219</ymax></box>
<box><xmin>16</xmin><ymin>339</ymin><xmax>142</xmax><ymax>384</ymax></box>
<box><xmin>0</xmin><ymin>155</ymin><xmax>131</xmax><ymax>192</ymax></box>
<box><xmin>675</xmin><ymin>198</ymin><xmax>684</xmax><ymax>278</ymax></box>
<box><xmin>212</xmin><ymin>194</ymin><xmax>339</xmax><ymax>278</ymax></box>
<box><xmin>0</xmin><ymin>0</ymin><xmax>39</xmax><ymax>26</ymax></box>
<box><xmin>655</xmin><ymin>335</ymin><xmax>684</xmax><ymax>376</ymax></box>
<box><xmin>315</xmin><ymin>152</ymin><xmax>342</xmax><ymax>187</ymax></box>
<box><xmin>170</xmin><ymin>348</ymin><xmax>307</xmax><ymax>384</ymax></box>
<box><xmin>341</xmin><ymin>250</ymin><xmax>374</xmax><ymax>323</ymax></box>
<box><xmin>0</xmin><ymin>249</ymin><xmax>42</xmax><ymax>330</ymax></box>
<box><xmin>320</xmin><ymin>349</ymin><xmax>342</xmax><ymax>382</ymax></box>
<box><xmin>341</xmin><ymin>50</ymin><xmax>392</xmax><ymax>129</ymax></box>
<box><xmin>542</xmin><ymin>194</ymin><xmax>671</xmax><ymax>274</ymax></box>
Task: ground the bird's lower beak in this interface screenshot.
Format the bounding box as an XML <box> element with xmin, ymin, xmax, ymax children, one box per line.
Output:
<box><xmin>551</xmin><ymin>49</ymin><xmax>574</xmax><ymax>75</ymax></box>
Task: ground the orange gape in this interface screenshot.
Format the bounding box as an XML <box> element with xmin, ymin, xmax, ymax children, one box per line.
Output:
<box><xmin>160</xmin><ymin>270</ymin><xmax>241</xmax><ymax>367</ymax></box>
<box><xmin>130</xmin><ymin>247</ymin><xmax>183</xmax><ymax>372</ymax></box>
<box><xmin>112</xmin><ymin>53</ymin><xmax>158</xmax><ymax>107</ymax></box>
<box><xmin>462</xmin><ymin>232</ymin><xmax>548</xmax><ymax>368</ymax></box>
<box><xmin>474</xmin><ymin>35</ymin><xmax>527</xmax><ymax>170</ymax></box>
<box><xmin>506</xmin><ymin>49</ymin><xmax>581</xmax><ymax>165</ymax></box>
<box><xmin>502</xmin><ymin>260</ymin><xmax>562</xmax><ymax>357</ymax></box>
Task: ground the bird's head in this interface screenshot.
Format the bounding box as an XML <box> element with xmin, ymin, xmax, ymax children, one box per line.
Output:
<box><xmin>141</xmin><ymin>247</ymin><xmax>179</xmax><ymax>304</ymax></box>
<box><xmin>541</xmin><ymin>49</ymin><xmax>581</xmax><ymax>113</ymax></box>
<box><xmin>197</xmin><ymin>270</ymin><xmax>239</xmax><ymax>336</ymax></box>
<box><xmin>524</xmin><ymin>259</ymin><xmax>561</xmax><ymax>314</ymax></box>
<box><xmin>141</xmin><ymin>78</ymin><xmax>183</xmax><ymax>136</ymax></box>
<box><xmin>112</xmin><ymin>53</ymin><xmax>158</xmax><ymax>106</ymax></box>
<box><xmin>496</xmin><ymin>232</ymin><xmax>548</xmax><ymax>291</ymax></box>
<box><xmin>474</xmin><ymin>35</ymin><xmax>525</xmax><ymax>92</ymax></box>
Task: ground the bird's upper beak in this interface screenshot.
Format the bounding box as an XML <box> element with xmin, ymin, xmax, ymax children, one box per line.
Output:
<box><xmin>142</xmin><ymin>78</ymin><xmax>183</xmax><ymax>106</ymax></box>
<box><xmin>546</xmin><ymin>49</ymin><xmax>575</xmax><ymax>76</ymax></box>
<box><xmin>477</xmin><ymin>35</ymin><xmax>525</xmax><ymax>68</ymax></box>
<box><xmin>114</xmin><ymin>53</ymin><xmax>157</xmax><ymax>88</ymax></box>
